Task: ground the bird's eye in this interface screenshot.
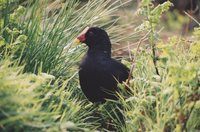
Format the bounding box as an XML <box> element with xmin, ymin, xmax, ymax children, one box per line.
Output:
<box><xmin>88</xmin><ymin>31</ymin><xmax>94</xmax><ymax>36</ymax></box>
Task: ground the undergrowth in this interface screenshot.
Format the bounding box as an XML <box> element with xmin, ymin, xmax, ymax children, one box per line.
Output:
<box><xmin>0</xmin><ymin>0</ymin><xmax>199</xmax><ymax>132</ymax></box>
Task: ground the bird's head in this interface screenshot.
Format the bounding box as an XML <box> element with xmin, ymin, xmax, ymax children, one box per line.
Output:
<box><xmin>75</xmin><ymin>27</ymin><xmax>111</xmax><ymax>51</ymax></box>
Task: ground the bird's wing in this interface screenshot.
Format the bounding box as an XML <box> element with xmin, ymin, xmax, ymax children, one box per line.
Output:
<box><xmin>109</xmin><ymin>59</ymin><xmax>130</xmax><ymax>83</ymax></box>
<box><xmin>99</xmin><ymin>58</ymin><xmax>130</xmax><ymax>84</ymax></box>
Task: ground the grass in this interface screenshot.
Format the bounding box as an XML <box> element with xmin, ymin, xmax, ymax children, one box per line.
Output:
<box><xmin>0</xmin><ymin>59</ymin><xmax>98</xmax><ymax>131</ymax></box>
<box><xmin>0</xmin><ymin>0</ymin><xmax>200</xmax><ymax>131</ymax></box>
<box><xmin>121</xmin><ymin>34</ymin><xmax>200</xmax><ymax>131</ymax></box>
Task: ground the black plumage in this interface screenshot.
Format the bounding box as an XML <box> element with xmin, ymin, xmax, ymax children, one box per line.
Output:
<box><xmin>77</xmin><ymin>27</ymin><xmax>130</xmax><ymax>103</ymax></box>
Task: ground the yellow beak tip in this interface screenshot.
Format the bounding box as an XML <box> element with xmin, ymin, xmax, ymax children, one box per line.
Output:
<box><xmin>74</xmin><ymin>38</ymin><xmax>80</xmax><ymax>44</ymax></box>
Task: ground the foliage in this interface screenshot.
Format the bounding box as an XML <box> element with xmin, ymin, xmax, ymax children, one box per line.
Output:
<box><xmin>0</xmin><ymin>0</ymin><xmax>134</xmax><ymax>131</ymax></box>
<box><xmin>0</xmin><ymin>60</ymin><xmax>98</xmax><ymax>131</ymax></box>
<box><xmin>0</xmin><ymin>0</ymin><xmax>199</xmax><ymax>132</ymax></box>
<box><xmin>119</xmin><ymin>1</ymin><xmax>200</xmax><ymax>131</ymax></box>
<box><xmin>0</xmin><ymin>0</ymin><xmax>133</xmax><ymax>77</ymax></box>
<box><xmin>136</xmin><ymin>0</ymin><xmax>172</xmax><ymax>76</ymax></box>
<box><xmin>122</xmin><ymin>33</ymin><xmax>200</xmax><ymax>131</ymax></box>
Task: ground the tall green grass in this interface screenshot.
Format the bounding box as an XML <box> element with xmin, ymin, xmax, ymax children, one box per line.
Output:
<box><xmin>0</xmin><ymin>59</ymin><xmax>100</xmax><ymax>131</ymax></box>
<box><xmin>1</xmin><ymin>0</ymin><xmax>135</xmax><ymax>76</ymax></box>
<box><xmin>0</xmin><ymin>0</ymin><xmax>199</xmax><ymax>131</ymax></box>
<box><xmin>0</xmin><ymin>0</ymin><xmax>138</xmax><ymax>131</ymax></box>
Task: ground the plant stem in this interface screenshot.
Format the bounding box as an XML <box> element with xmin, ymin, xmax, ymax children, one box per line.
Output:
<box><xmin>151</xmin><ymin>41</ymin><xmax>160</xmax><ymax>76</ymax></box>
<box><xmin>149</xmin><ymin>20</ymin><xmax>160</xmax><ymax>76</ymax></box>
<box><xmin>126</xmin><ymin>31</ymin><xmax>150</xmax><ymax>85</ymax></box>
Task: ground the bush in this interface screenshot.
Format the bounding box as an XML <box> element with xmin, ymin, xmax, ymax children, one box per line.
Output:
<box><xmin>0</xmin><ymin>0</ymin><xmax>135</xmax><ymax>131</ymax></box>
<box><xmin>122</xmin><ymin>31</ymin><xmax>200</xmax><ymax>131</ymax></box>
<box><xmin>0</xmin><ymin>0</ymin><xmax>199</xmax><ymax>131</ymax></box>
<box><xmin>0</xmin><ymin>59</ymin><xmax>99</xmax><ymax>131</ymax></box>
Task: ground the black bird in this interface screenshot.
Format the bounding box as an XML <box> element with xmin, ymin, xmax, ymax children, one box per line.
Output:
<box><xmin>76</xmin><ymin>27</ymin><xmax>130</xmax><ymax>103</ymax></box>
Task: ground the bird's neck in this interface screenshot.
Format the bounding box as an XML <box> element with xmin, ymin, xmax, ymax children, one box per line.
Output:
<box><xmin>87</xmin><ymin>48</ymin><xmax>111</xmax><ymax>58</ymax></box>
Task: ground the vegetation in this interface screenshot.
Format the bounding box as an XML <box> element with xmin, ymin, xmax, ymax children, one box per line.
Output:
<box><xmin>0</xmin><ymin>0</ymin><xmax>199</xmax><ymax>131</ymax></box>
